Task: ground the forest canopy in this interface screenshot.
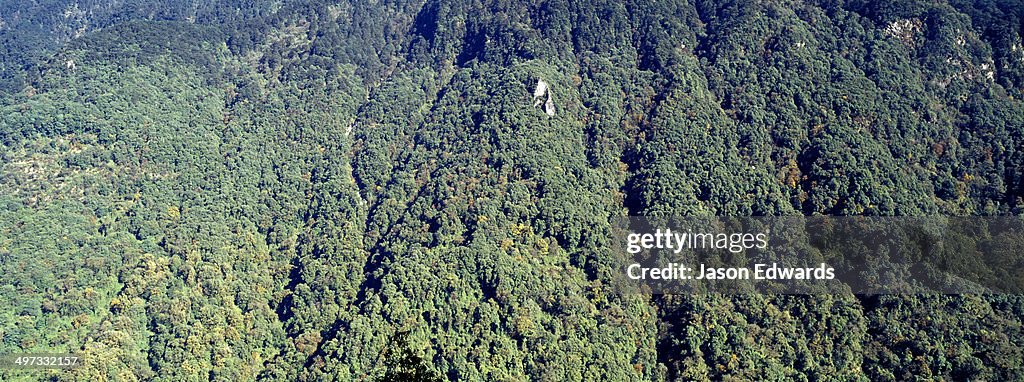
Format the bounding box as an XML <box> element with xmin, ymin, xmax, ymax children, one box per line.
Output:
<box><xmin>1</xmin><ymin>0</ymin><xmax>1023</xmax><ymax>380</ymax></box>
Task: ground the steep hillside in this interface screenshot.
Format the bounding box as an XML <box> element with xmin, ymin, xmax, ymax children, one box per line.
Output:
<box><xmin>1</xmin><ymin>0</ymin><xmax>1022</xmax><ymax>380</ymax></box>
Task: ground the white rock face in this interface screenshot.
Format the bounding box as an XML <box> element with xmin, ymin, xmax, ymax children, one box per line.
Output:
<box><xmin>884</xmin><ymin>19</ymin><xmax>922</xmax><ymax>46</ymax></box>
<box><xmin>534</xmin><ymin>80</ymin><xmax>548</xmax><ymax>98</ymax></box>
<box><xmin>533</xmin><ymin>79</ymin><xmax>555</xmax><ymax>117</ymax></box>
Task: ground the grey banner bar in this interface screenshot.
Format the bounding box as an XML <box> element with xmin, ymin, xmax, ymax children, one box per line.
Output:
<box><xmin>611</xmin><ymin>217</ymin><xmax>1024</xmax><ymax>295</ymax></box>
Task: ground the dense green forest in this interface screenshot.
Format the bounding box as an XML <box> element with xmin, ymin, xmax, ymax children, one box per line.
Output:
<box><xmin>1</xmin><ymin>0</ymin><xmax>1023</xmax><ymax>380</ymax></box>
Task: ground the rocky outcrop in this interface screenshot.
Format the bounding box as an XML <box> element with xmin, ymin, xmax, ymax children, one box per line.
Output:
<box><xmin>532</xmin><ymin>79</ymin><xmax>555</xmax><ymax>117</ymax></box>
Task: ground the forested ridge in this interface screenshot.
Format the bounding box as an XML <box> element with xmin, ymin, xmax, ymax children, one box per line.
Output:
<box><xmin>1</xmin><ymin>0</ymin><xmax>1023</xmax><ymax>380</ymax></box>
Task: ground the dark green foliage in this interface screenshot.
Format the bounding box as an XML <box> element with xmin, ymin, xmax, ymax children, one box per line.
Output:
<box><xmin>1</xmin><ymin>0</ymin><xmax>1023</xmax><ymax>381</ymax></box>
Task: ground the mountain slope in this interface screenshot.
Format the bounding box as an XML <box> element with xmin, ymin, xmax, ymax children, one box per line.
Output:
<box><xmin>1</xmin><ymin>0</ymin><xmax>1023</xmax><ymax>380</ymax></box>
